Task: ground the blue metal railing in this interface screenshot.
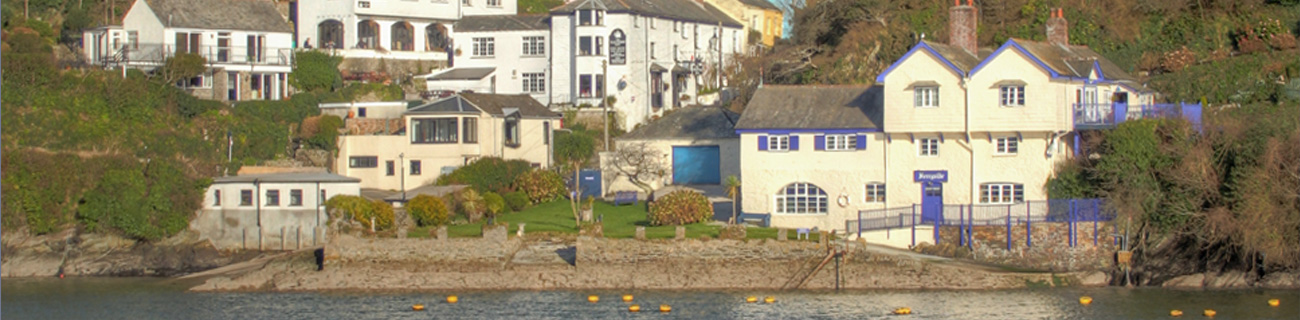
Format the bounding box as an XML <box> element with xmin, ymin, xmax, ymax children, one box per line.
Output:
<box><xmin>1074</xmin><ymin>102</ymin><xmax>1203</xmax><ymax>131</ymax></box>
<box><xmin>849</xmin><ymin>199</ymin><xmax>1116</xmax><ymax>248</ymax></box>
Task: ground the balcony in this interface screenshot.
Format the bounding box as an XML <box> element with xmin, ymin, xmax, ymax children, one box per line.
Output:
<box><xmin>1073</xmin><ymin>102</ymin><xmax>1203</xmax><ymax>131</ymax></box>
<box><xmin>94</xmin><ymin>43</ymin><xmax>292</xmax><ymax>68</ymax></box>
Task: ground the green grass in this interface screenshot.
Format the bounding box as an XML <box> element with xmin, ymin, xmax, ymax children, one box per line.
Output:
<box><xmin>406</xmin><ymin>199</ymin><xmax>827</xmax><ymax>241</ymax></box>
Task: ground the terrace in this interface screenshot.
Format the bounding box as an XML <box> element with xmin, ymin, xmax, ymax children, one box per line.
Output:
<box><xmin>1073</xmin><ymin>102</ymin><xmax>1203</xmax><ymax>131</ymax></box>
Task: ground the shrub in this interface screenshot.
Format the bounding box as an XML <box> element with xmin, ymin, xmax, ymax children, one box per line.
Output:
<box><xmin>407</xmin><ymin>195</ymin><xmax>450</xmax><ymax>227</ymax></box>
<box><xmin>436</xmin><ymin>157</ymin><xmax>533</xmax><ymax>194</ymax></box>
<box><xmin>159</xmin><ymin>53</ymin><xmax>207</xmax><ymax>84</ymax></box>
<box><xmin>299</xmin><ymin>114</ymin><xmax>343</xmax><ymax>151</ymax></box>
<box><xmin>648</xmin><ymin>190</ymin><xmax>713</xmax><ymax>226</ymax></box>
<box><xmin>483</xmin><ymin>191</ymin><xmax>506</xmax><ymax>216</ymax></box>
<box><xmin>503</xmin><ymin>191</ymin><xmax>530</xmax><ymax>211</ymax></box>
<box><xmin>291</xmin><ymin>51</ymin><xmax>344</xmax><ymax>92</ymax></box>
<box><xmin>326</xmin><ymin>195</ymin><xmax>394</xmax><ymax>231</ymax></box>
<box><xmin>513</xmin><ymin>169</ymin><xmax>566</xmax><ymax>204</ymax></box>
<box><xmin>456</xmin><ymin>189</ymin><xmax>486</xmax><ymax>222</ymax></box>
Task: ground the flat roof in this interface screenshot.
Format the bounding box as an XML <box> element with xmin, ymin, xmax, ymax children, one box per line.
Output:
<box><xmin>212</xmin><ymin>172</ymin><xmax>361</xmax><ymax>184</ymax></box>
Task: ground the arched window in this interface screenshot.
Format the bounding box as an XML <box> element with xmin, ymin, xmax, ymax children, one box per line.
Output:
<box><xmin>774</xmin><ymin>183</ymin><xmax>828</xmax><ymax>214</ymax></box>
<box><xmin>425</xmin><ymin>23</ymin><xmax>450</xmax><ymax>52</ymax></box>
<box><xmin>391</xmin><ymin>22</ymin><xmax>413</xmax><ymax>51</ymax></box>
<box><xmin>317</xmin><ymin>20</ymin><xmax>344</xmax><ymax>49</ymax></box>
<box><xmin>357</xmin><ymin>20</ymin><xmax>379</xmax><ymax>49</ymax></box>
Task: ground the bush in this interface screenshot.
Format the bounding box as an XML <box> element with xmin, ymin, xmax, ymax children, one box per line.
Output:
<box><xmin>407</xmin><ymin>195</ymin><xmax>450</xmax><ymax>227</ymax></box>
<box><xmin>456</xmin><ymin>189</ymin><xmax>486</xmax><ymax>222</ymax></box>
<box><xmin>291</xmin><ymin>51</ymin><xmax>343</xmax><ymax>92</ymax></box>
<box><xmin>503</xmin><ymin>191</ymin><xmax>530</xmax><ymax>211</ymax></box>
<box><xmin>299</xmin><ymin>114</ymin><xmax>343</xmax><ymax>150</ymax></box>
<box><xmin>326</xmin><ymin>195</ymin><xmax>394</xmax><ymax>231</ymax></box>
<box><xmin>648</xmin><ymin>190</ymin><xmax>713</xmax><ymax>226</ymax></box>
<box><xmin>483</xmin><ymin>191</ymin><xmax>506</xmax><ymax>216</ymax></box>
<box><xmin>513</xmin><ymin>169</ymin><xmax>566</xmax><ymax>204</ymax></box>
<box><xmin>436</xmin><ymin>157</ymin><xmax>533</xmax><ymax>194</ymax></box>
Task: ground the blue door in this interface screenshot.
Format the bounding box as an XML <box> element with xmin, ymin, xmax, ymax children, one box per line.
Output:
<box><xmin>921</xmin><ymin>182</ymin><xmax>943</xmax><ymax>224</ymax></box>
<box><xmin>577</xmin><ymin>169</ymin><xmax>602</xmax><ymax>199</ymax></box>
<box><xmin>672</xmin><ymin>146</ymin><xmax>721</xmax><ymax>185</ymax></box>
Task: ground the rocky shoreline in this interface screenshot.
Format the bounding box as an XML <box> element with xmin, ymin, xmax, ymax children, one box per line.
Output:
<box><xmin>1</xmin><ymin>229</ymin><xmax>263</xmax><ymax>278</ymax></box>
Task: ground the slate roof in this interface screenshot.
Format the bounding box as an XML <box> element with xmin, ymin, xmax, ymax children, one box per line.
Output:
<box><xmin>408</xmin><ymin>93</ymin><xmax>560</xmax><ymax>118</ymax></box>
<box><xmin>734</xmin><ymin>85</ymin><xmax>882</xmax><ymax>130</ymax></box>
<box><xmin>920</xmin><ymin>40</ymin><xmax>988</xmax><ymax>74</ymax></box>
<box><xmin>454</xmin><ymin>14</ymin><xmax>549</xmax><ymax>32</ymax></box>
<box><xmin>426</xmin><ymin>67</ymin><xmax>497</xmax><ymax>81</ymax></box>
<box><xmin>144</xmin><ymin>0</ymin><xmax>292</xmax><ymax>33</ymax></box>
<box><xmin>620</xmin><ymin>106</ymin><xmax>739</xmax><ymax>140</ymax></box>
<box><xmin>738</xmin><ymin>0</ymin><xmax>780</xmax><ymax>11</ymax></box>
<box><xmin>553</xmin><ymin>0</ymin><xmax>742</xmax><ymax>28</ymax></box>
<box><xmin>213</xmin><ymin>172</ymin><xmax>360</xmax><ymax>184</ymax></box>
<box><xmin>1010</xmin><ymin>39</ymin><xmax>1138</xmax><ymax>82</ymax></box>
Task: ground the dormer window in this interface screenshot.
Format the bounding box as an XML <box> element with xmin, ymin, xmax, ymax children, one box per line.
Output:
<box><xmin>915</xmin><ymin>87</ymin><xmax>939</xmax><ymax>108</ymax></box>
<box><xmin>578</xmin><ymin>10</ymin><xmax>603</xmax><ymax>26</ymax></box>
<box><xmin>503</xmin><ymin>113</ymin><xmax>521</xmax><ymax>147</ymax></box>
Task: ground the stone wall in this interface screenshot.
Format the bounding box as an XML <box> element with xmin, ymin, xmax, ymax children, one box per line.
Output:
<box><xmin>929</xmin><ymin>222</ymin><xmax>1116</xmax><ymax>271</ymax></box>
<box><xmin>345</xmin><ymin>118</ymin><xmax>404</xmax><ymax>135</ymax></box>
<box><xmin>189</xmin><ymin>209</ymin><xmax>328</xmax><ymax>251</ymax></box>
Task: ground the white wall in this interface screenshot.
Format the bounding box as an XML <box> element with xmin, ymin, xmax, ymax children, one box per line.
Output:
<box><xmin>601</xmin><ymin>138</ymin><xmax>740</xmax><ymax>196</ymax></box>
<box><xmin>460</xmin><ymin>0</ymin><xmax>516</xmax><ymax>16</ymax></box>
<box><xmin>449</xmin><ymin>29</ymin><xmax>550</xmax><ymax>104</ymax></box>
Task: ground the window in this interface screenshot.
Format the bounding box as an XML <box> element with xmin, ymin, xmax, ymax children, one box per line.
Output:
<box><xmin>579</xmin><ymin>75</ymin><xmax>593</xmax><ymax>97</ymax></box>
<box><xmin>825</xmin><ymin>134</ymin><xmax>858</xmax><ymax>151</ymax></box>
<box><xmin>174</xmin><ymin>32</ymin><xmax>200</xmax><ymax>54</ymax></box>
<box><xmin>487</xmin><ymin>0</ymin><xmax>500</xmax><ymax>6</ymax></box>
<box><xmin>1000</xmin><ymin>85</ymin><xmax>1025</xmax><ymax>106</ymax></box>
<box><xmin>673</xmin><ymin>21</ymin><xmax>679</xmax><ymax>32</ymax></box>
<box><xmin>980</xmin><ymin>183</ymin><xmax>1024</xmax><ymax>204</ymax></box>
<box><xmin>213</xmin><ymin>190</ymin><xmax>222</xmax><ymax>207</ymax></box>
<box><xmin>578</xmin><ymin>36</ymin><xmax>602</xmax><ymax>55</ymax></box>
<box><xmin>472</xmin><ymin>37</ymin><xmax>494</xmax><ymax>56</ymax></box>
<box><xmin>919</xmin><ymin>138</ymin><xmax>939</xmax><ymax>156</ymax></box>
<box><xmin>865</xmin><ymin>183</ymin><xmax>886</xmax><ymax>203</ymax></box>
<box><xmin>768</xmin><ymin>135</ymin><xmax>790</xmax><ymax>151</ymax></box>
<box><xmin>386</xmin><ymin>161</ymin><xmax>395</xmax><ymax>176</ymax></box>
<box><xmin>504</xmin><ymin>116</ymin><xmax>520</xmax><ymax>147</ymax></box>
<box><xmin>650</xmin><ymin>42</ymin><xmax>656</xmax><ymax>59</ymax></box>
<box><xmin>358</xmin><ymin>1</ymin><xmax>370</xmax><ymax>7</ymax></box>
<box><xmin>349</xmin><ymin>156</ymin><xmax>378</xmax><ymax>168</ymax></box>
<box><xmin>577</xmin><ymin>10</ymin><xmax>603</xmax><ymax>26</ymax></box>
<box><xmin>462</xmin><ymin>0</ymin><xmax>470</xmax><ymax>6</ymax></box>
<box><xmin>579</xmin><ymin>74</ymin><xmax>604</xmax><ymax>98</ymax></box>
<box><xmin>650</xmin><ymin>17</ymin><xmax>657</xmax><ymax>29</ymax></box>
<box><xmin>127</xmin><ymin>31</ymin><xmax>139</xmax><ymax>50</ymax></box>
<box><xmin>522</xmin><ymin>36</ymin><xmax>545</xmax><ymax>56</ymax></box>
<box><xmin>320</xmin><ymin>190</ymin><xmax>328</xmax><ymax>205</ymax></box>
<box><xmin>411</xmin><ymin>118</ymin><xmax>458</xmax><ymax>143</ymax></box>
<box><xmin>289</xmin><ymin>189</ymin><xmax>303</xmax><ymax>206</ymax></box>
<box><xmin>462</xmin><ymin>117</ymin><xmax>478</xmax><ymax>143</ymax></box>
<box><xmin>410</xmin><ymin>160</ymin><xmax>422</xmax><ymax>175</ymax></box>
<box><xmin>775</xmin><ymin>183</ymin><xmax>828</xmax><ymax>214</ymax></box>
<box><xmin>522</xmin><ymin>73</ymin><xmax>545</xmax><ymax>93</ymax></box>
<box><xmin>358</xmin><ymin>107</ymin><xmax>368</xmax><ymax>118</ymax></box>
<box><xmin>543</xmin><ymin>121</ymin><xmax>551</xmax><ymax>145</ymax></box>
<box><xmin>240</xmin><ymin>190</ymin><xmax>253</xmax><ymax>206</ymax></box>
<box><xmin>996</xmin><ymin>137</ymin><xmax>1019</xmax><ymax>155</ymax></box>
<box><xmin>914</xmin><ymin>87</ymin><xmax>939</xmax><ymax>108</ymax></box>
<box><xmin>633</xmin><ymin>16</ymin><xmax>640</xmax><ymax>28</ymax></box>
<box><xmin>180</xmin><ymin>72</ymin><xmax>213</xmax><ymax>89</ymax></box>
<box><xmin>265</xmin><ymin>190</ymin><xmax>281</xmax><ymax>206</ymax></box>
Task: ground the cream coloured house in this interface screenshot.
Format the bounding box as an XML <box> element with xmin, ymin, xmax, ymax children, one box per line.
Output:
<box><xmin>335</xmin><ymin>93</ymin><xmax>561</xmax><ymax>191</ymax></box>
<box><xmin>737</xmin><ymin>2</ymin><xmax>1166</xmax><ymax>245</ymax></box>
<box><xmin>601</xmin><ymin>106</ymin><xmax>741</xmax><ymax>196</ymax></box>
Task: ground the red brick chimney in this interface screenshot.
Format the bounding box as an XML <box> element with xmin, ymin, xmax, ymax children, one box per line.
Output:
<box><xmin>949</xmin><ymin>0</ymin><xmax>978</xmax><ymax>55</ymax></box>
<box><xmin>1046</xmin><ymin>8</ymin><xmax>1069</xmax><ymax>46</ymax></box>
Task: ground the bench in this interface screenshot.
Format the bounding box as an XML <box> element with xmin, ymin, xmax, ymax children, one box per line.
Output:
<box><xmin>738</xmin><ymin>213</ymin><xmax>771</xmax><ymax>227</ymax></box>
<box><xmin>613</xmin><ymin>191</ymin><xmax>638</xmax><ymax>206</ymax></box>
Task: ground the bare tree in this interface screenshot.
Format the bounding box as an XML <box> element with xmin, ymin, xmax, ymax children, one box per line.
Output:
<box><xmin>606</xmin><ymin>142</ymin><xmax>667</xmax><ymax>196</ymax></box>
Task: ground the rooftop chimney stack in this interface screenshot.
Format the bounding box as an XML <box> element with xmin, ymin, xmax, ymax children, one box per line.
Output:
<box><xmin>1047</xmin><ymin>8</ymin><xmax>1069</xmax><ymax>46</ymax></box>
<box><xmin>949</xmin><ymin>0</ymin><xmax>978</xmax><ymax>55</ymax></box>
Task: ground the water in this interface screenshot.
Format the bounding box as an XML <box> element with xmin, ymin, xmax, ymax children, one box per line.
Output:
<box><xmin>2</xmin><ymin>278</ymin><xmax>1296</xmax><ymax>319</ymax></box>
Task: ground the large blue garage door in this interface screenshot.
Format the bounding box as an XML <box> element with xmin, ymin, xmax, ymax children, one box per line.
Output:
<box><xmin>672</xmin><ymin>146</ymin><xmax>721</xmax><ymax>185</ymax></box>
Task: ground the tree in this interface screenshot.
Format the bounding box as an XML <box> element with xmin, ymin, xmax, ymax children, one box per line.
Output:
<box><xmin>724</xmin><ymin>175</ymin><xmax>741</xmax><ymax>224</ymax></box>
<box><xmin>606</xmin><ymin>141</ymin><xmax>666</xmax><ymax>196</ymax></box>
<box><xmin>290</xmin><ymin>51</ymin><xmax>343</xmax><ymax>92</ymax></box>
<box><xmin>159</xmin><ymin>53</ymin><xmax>206</xmax><ymax>84</ymax></box>
<box><xmin>554</xmin><ymin>130</ymin><xmax>595</xmax><ymax>228</ymax></box>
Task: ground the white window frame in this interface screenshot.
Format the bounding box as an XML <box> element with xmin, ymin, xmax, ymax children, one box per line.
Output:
<box><xmin>521</xmin><ymin>72</ymin><xmax>545</xmax><ymax>93</ymax></box>
<box><xmin>980</xmin><ymin>183</ymin><xmax>1024</xmax><ymax>204</ymax></box>
<box><xmin>486</xmin><ymin>0</ymin><xmax>500</xmax><ymax>7</ymax></box>
<box><xmin>767</xmin><ymin>135</ymin><xmax>789</xmax><ymax>151</ymax></box>
<box><xmin>522</xmin><ymin>36</ymin><xmax>545</xmax><ymax>56</ymax></box>
<box><xmin>914</xmin><ymin>86</ymin><xmax>939</xmax><ymax>108</ymax></box>
<box><xmin>825</xmin><ymin>134</ymin><xmax>857</xmax><ymax>151</ymax></box>
<box><xmin>995</xmin><ymin>136</ymin><xmax>1019</xmax><ymax>155</ymax></box>
<box><xmin>919</xmin><ymin>138</ymin><xmax>939</xmax><ymax>156</ymax></box>
<box><xmin>461</xmin><ymin>0</ymin><xmax>470</xmax><ymax>6</ymax></box>
<box><xmin>1000</xmin><ymin>85</ymin><xmax>1026</xmax><ymax>107</ymax></box>
<box><xmin>865</xmin><ymin>183</ymin><xmax>886</xmax><ymax>203</ymax></box>
<box><xmin>774</xmin><ymin>183</ymin><xmax>829</xmax><ymax>214</ymax></box>
<box><xmin>472</xmin><ymin>37</ymin><xmax>494</xmax><ymax>57</ymax></box>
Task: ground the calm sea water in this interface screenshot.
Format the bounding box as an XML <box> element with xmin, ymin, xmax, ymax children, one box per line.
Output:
<box><xmin>2</xmin><ymin>278</ymin><xmax>1296</xmax><ymax>319</ymax></box>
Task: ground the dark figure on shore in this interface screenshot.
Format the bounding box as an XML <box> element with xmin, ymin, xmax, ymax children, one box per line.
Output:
<box><xmin>314</xmin><ymin>248</ymin><xmax>325</xmax><ymax>271</ymax></box>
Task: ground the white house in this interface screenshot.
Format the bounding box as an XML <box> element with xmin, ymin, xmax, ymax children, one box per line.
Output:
<box><xmin>192</xmin><ymin>172</ymin><xmax>361</xmax><ymax>250</ymax></box>
<box><xmin>549</xmin><ymin>0</ymin><xmax>747</xmax><ymax>129</ymax></box>
<box><xmin>83</xmin><ymin>0</ymin><xmax>294</xmax><ymax>101</ymax></box>
<box><xmin>293</xmin><ymin>0</ymin><xmax>515</xmax><ymax>63</ymax></box>
<box><xmin>601</xmin><ymin>106</ymin><xmax>740</xmax><ymax>196</ymax></box>
<box><xmin>423</xmin><ymin>14</ymin><xmax>551</xmax><ymax>105</ymax></box>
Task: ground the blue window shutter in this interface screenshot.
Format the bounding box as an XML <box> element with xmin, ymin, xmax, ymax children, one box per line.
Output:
<box><xmin>757</xmin><ymin>135</ymin><xmax>768</xmax><ymax>151</ymax></box>
<box><xmin>856</xmin><ymin>134</ymin><xmax>867</xmax><ymax>150</ymax></box>
<box><xmin>790</xmin><ymin>136</ymin><xmax>800</xmax><ymax>150</ymax></box>
<box><xmin>814</xmin><ymin>135</ymin><xmax>825</xmax><ymax>150</ymax></box>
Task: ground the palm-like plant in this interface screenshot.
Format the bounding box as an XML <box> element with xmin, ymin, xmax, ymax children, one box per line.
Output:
<box><xmin>724</xmin><ymin>175</ymin><xmax>741</xmax><ymax>224</ymax></box>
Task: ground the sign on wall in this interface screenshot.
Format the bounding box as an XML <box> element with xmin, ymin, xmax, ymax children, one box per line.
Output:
<box><xmin>609</xmin><ymin>29</ymin><xmax>627</xmax><ymax>65</ymax></box>
<box><xmin>913</xmin><ymin>170</ymin><xmax>949</xmax><ymax>182</ymax></box>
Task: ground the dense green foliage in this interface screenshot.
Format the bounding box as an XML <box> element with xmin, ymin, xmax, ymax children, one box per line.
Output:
<box><xmin>291</xmin><ymin>51</ymin><xmax>344</xmax><ymax>92</ymax></box>
<box><xmin>160</xmin><ymin>53</ymin><xmax>207</xmax><ymax>84</ymax></box>
<box><xmin>326</xmin><ymin>195</ymin><xmax>395</xmax><ymax>231</ymax></box>
<box><xmin>517</xmin><ymin>0</ymin><xmax>563</xmax><ymax>14</ymax></box>
<box><xmin>435</xmin><ymin>157</ymin><xmax>534</xmax><ymax>194</ymax></box>
<box><xmin>503</xmin><ymin>191</ymin><xmax>531</xmax><ymax>212</ymax></box>
<box><xmin>648</xmin><ymin>190</ymin><xmax>713</xmax><ymax>226</ymax></box>
<box><xmin>407</xmin><ymin>195</ymin><xmax>450</xmax><ymax>227</ymax></box>
<box><xmin>554</xmin><ymin>130</ymin><xmax>595</xmax><ymax>168</ymax></box>
<box><xmin>455</xmin><ymin>189</ymin><xmax>486</xmax><ymax>222</ymax></box>
<box><xmin>512</xmin><ymin>169</ymin><xmax>566</xmax><ymax>204</ymax></box>
<box><xmin>483</xmin><ymin>191</ymin><xmax>506</xmax><ymax>216</ymax></box>
<box><xmin>76</xmin><ymin>163</ymin><xmax>203</xmax><ymax>240</ymax></box>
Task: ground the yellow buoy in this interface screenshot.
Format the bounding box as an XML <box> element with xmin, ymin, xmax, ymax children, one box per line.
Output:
<box><xmin>764</xmin><ymin>296</ymin><xmax>776</xmax><ymax>304</ymax></box>
<box><xmin>588</xmin><ymin>295</ymin><xmax>600</xmax><ymax>303</ymax></box>
<box><xmin>1170</xmin><ymin>310</ymin><xmax>1183</xmax><ymax>317</ymax></box>
<box><xmin>628</xmin><ymin>304</ymin><xmax>641</xmax><ymax>312</ymax></box>
<box><xmin>412</xmin><ymin>304</ymin><xmax>425</xmax><ymax>311</ymax></box>
<box><xmin>659</xmin><ymin>304</ymin><xmax>672</xmax><ymax>313</ymax></box>
<box><xmin>1268</xmin><ymin>298</ymin><xmax>1280</xmax><ymax>307</ymax></box>
<box><xmin>1079</xmin><ymin>296</ymin><xmax>1093</xmax><ymax>305</ymax></box>
<box><xmin>745</xmin><ymin>296</ymin><xmax>758</xmax><ymax>303</ymax></box>
<box><xmin>893</xmin><ymin>307</ymin><xmax>912</xmax><ymax>315</ymax></box>
<box><xmin>1203</xmin><ymin>309</ymin><xmax>1216</xmax><ymax>317</ymax></box>
<box><xmin>622</xmin><ymin>294</ymin><xmax>634</xmax><ymax>302</ymax></box>
<box><xmin>446</xmin><ymin>295</ymin><xmax>459</xmax><ymax>304</ymax></box>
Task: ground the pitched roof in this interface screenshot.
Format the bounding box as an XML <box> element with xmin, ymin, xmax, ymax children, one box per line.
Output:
<box><xmin>999</xmin><ymin>39</ymin><xmax>1138</xmax><ymax>82</ymax></box>
<box><xmin>552</xmin><ymin>0</ymin><xmax>742</xmax><ymax>28</ymax></box>
<box><xmin>454</xmin><ymin>14</ymin><xmax>550</xmax><ymax>32</ymax></box>
<box><xmin>213</xmin><ymin>172</ymin><xmax>360</xmax><ymax>184</ymax></box>
<box><xmin>737</xmin><ymin>0</ymin><xmax>780</xmax><ymax>12</ymax></box>
<box><xmin>426</xmin><ymin>67</ymin><xmax>497</xmax><ymax>81</ymax></box>
<box><xmin>143</xmin><ymin>0</ymin><xmax>292</xmax><ymax>33</ymax></box>
<box><xmin>874</xmin><ymin>41</ymin><xmax>990</xmax><ymax>83</ymax></box>
<box><xmin>408</xmin><ymin>93</ymin><xmax>560</xmax><ymax>118</ymax></box>
<box><xmin>735</xmin><ymin>85</ymin><xmax>882</xmax><ymax>130</ymax></box>
<box><xmin>619</xmin><ymin>106</ymin><xmax>739</xmax><ymax>140</ymax></box>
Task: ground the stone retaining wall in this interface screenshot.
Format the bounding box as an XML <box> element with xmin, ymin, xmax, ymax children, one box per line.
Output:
<box><xmin>930</xmin><ymin>222</ymin><xmax>1116</xmax><ymax>271</ymax></box>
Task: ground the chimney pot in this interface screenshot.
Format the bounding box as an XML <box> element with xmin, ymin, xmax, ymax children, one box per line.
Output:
<box><xmin>948</xmin><ymin>0</ymin><xmax>978</xmax><ymax>54</ymax></box>
<box><xmin>1046</xmin><ymin>8</ymin><xmax>1069</xmax><ymax>46</ymax></box>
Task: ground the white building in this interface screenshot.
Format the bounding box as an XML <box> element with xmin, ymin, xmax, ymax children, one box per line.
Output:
<box><xmin>193</xmin><ymin>172</ymin><xmax>361</xmax><ymax>250</ymax></box>
<box><xmin>423</xmin><ymin>14</ymin><xmax>552</xmax><ymax>105</ymax></box>
<box><xmin>293</xmin><ymin>0</ymin><xmax>515</xmax><ymax>62</ymax></box>
<box><xmin>82</xmin><ymin>0</ymin><xmax>294</xmax><ymax>101</ymax></box>
<box><xmin>549</xmin><ymin>0</ymin><xmax>746</xmax><ymax>128</ymax></box>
